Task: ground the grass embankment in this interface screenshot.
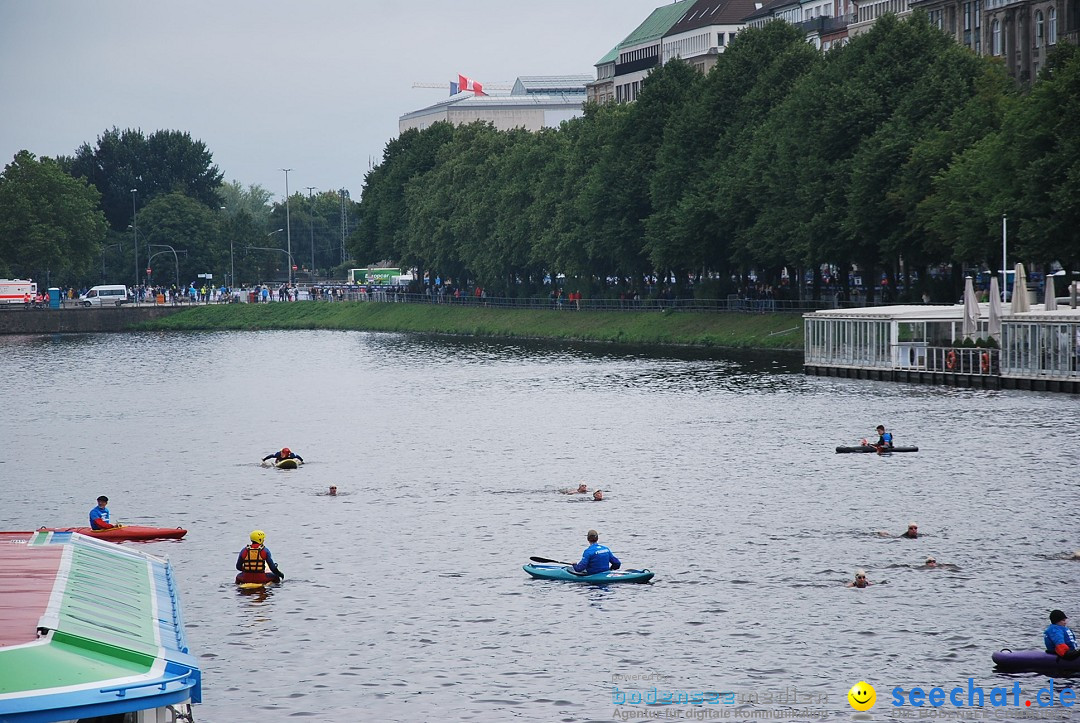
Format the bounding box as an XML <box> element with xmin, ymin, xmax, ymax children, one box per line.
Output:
<box><xmin>136</xmin><ymin>303</ymin><xmax>805</xmax><ymax>350</ymax></box>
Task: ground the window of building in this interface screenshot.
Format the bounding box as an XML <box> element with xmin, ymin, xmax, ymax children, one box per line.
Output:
<box><xmin>963</xmin><ymin>2</ymin><xmax>971</xmax><ymax>29</ymax></box>
<box><xmin>992</xmin><ymin>18</ymin><xmax>1001</xmax><ymax>55</ymax></box>
<box><xmin>718</xmin><ymin>32</ymin><xmax>726</xmax><ymax>46</ymax></box>
<box><xmin>1035</xmin><ymin>10</ymin><xmax>1043</xmax><ymax>46</ymax></box>
<box><xmin>1048</xmin><ymin>6</ymin><xmax>1057</xmax><ymax>44</ymax></box>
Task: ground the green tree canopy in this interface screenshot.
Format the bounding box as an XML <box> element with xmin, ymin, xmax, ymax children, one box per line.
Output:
<box><xmin>0</xmin><ymin>150</ymin><xmax>106</xmax><ymax>282</ymax></box>
<box><xmin>64</xmin><ymin>127</ymin><xmax>223</xmax><ymax>231</ymax></box>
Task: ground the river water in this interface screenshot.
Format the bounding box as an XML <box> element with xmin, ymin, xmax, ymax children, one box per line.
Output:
<box><xmin>1</xmin><ymin>330</ymin><xmax>1077</xmax><ymax>722</ymax></box>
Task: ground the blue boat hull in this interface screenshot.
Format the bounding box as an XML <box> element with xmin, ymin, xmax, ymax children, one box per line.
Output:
<box><xmin>523</xmin><ymin>563</ymin><xmax>654</xmax><ymax>584</ymax></box>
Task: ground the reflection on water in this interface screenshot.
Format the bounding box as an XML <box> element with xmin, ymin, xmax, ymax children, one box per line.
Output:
<box><xmin>1</xmin><ymin>330</ymin><xmax>1078</xmax><ymax>722</ymax></box>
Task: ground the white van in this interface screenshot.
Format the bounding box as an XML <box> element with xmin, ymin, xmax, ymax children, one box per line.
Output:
<box><xmin>80</xmin><ymin>285</ymin><xmax>131</xmax><ymax>307</ymax></box>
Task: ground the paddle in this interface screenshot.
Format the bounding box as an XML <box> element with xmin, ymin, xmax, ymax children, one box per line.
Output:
<box><xmin>530</xmin><ymin>556</ymin><xmax>576</xmax><ymax>566</ymax></box>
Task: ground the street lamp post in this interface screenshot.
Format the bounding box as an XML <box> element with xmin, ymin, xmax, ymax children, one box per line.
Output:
<box><xmin>281</xmin><ymin>169</ymin><xmax>293</xmax><ymax>285</ymax></box>
<box><xmin>263</xmin><ymin>229</ymin><xmax>284</xmax><ymax>283</ymax></box>
<box><xmin>131</xmin><ymin>189</ymin><xmax>138</xmax><ymax>301</ymax></box>
<box><xmin>220</xmin><ymin>206</ymin><xmax>233</xmax><ymax>289</ymax></box>
<box><xmin>148</xmin><ymin>244</ymin><xmax>185</xmax><ymax>289</ymax></box>
<box><xmin>305</xmin><ymin>186</ymin><xmax>316</xmax><ymax>282</ymax></box>
<box><xmin>101</xmin><ymin>243</ymin><xmax>122</xmax><ymax>282</ymax></box>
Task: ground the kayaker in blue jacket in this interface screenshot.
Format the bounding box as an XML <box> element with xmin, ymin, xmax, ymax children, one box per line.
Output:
<box><xmin>1044</xmin><ymin>610</ymin><xmax>1080</xmax><ymax>660</ymax></box>
<box><xmin>573</xmin><ymin>529</ymin><xmax>620</xmax><ymax>575</ymax></box>
<box><xmin>89</xmin><ymin>496</ymin><xmax>119</xmax><ymax>530</ymax></box>
<box><xmin>872</xmin><ymin>425</ymin><xmax>893</xmax><ymax>454</ymax></box>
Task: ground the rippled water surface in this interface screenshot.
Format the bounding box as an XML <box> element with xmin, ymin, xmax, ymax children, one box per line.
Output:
<box><xmin>2</xmin><ymin>330</ymin><xmax>1078</xmax><ymax>722</ymax></box>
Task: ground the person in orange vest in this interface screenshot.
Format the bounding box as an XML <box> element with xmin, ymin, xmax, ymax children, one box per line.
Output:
<box><xmin>23</xmin><ymin>292</ymin><xmax>31</xmax><ymax>306</ymax></box>
<box><xmin>235</xmin><ymin>530</ymin><xmax>284</xmax><ymax>583</ymax></box>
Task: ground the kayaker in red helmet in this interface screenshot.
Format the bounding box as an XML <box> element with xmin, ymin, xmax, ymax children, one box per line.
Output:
<box><xmin>236</xmin><ymin>529</ymin><xmax>284</xmax><ymax>584</ymax></box>
<box><xmin>262</xmin><ymin>447</ymin><xmax>304</xmax><ymax>464</ymax></box>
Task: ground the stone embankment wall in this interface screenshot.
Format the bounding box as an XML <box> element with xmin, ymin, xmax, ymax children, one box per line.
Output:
<box><xmin>0</xmin><ymin>306</ymin><xmax>186</xmax><ymax>334</ymax></box>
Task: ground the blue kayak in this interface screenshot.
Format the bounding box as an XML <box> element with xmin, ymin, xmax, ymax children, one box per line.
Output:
<box><xmin>523</xmin><ymin>563</ymin><xmax>654</xmax><ymax>584</ymax></box>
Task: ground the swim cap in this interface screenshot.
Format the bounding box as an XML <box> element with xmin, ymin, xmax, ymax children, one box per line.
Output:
<box><xmin>1050</xmin><ymin>610</ymin><xmax>1068</xmax><ymax>624</ymax></box>
<box><xmin>250</xmin><ymin>530</ymin><xmax>266</xmax><ymax>545</ymax></box>
<box><xmin>282</xmin><ymin>448</ymin><xmax>291</xmax><ymax>455</ymax></box>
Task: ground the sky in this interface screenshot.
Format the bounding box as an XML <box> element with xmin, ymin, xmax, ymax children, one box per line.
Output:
<box><xmin>0</xmin><ymin>1</ymin><xmax>667</xmax><ymax>201</ymax></box>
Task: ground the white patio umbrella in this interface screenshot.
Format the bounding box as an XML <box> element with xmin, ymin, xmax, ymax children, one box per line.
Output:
<box><xmin>1010</xmin><ymin>263</ymin><xmax>1030</xmax><ymax>313</ymax></box>
<box><xmin>988</xmin><ymin>276</ymin><xmax>1003</xmax><ymax>342</ymax></box>
<box><xmin>962</xmin><ymin>276</ymin><xmax>979</xmax><ymax>340</ymax></box>
<box><xmin>1044</xmin><ymin>274</ymin><xmax>1057</xmax><ymax>311</ymax></box>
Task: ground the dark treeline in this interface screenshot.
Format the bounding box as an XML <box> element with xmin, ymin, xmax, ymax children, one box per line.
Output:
<box><xmin>0</xmin><ymin>128</ymin><xmax>359</xmax><ymax>288</ymax></box>
<box><xmin>351</xmin><ymin>14</ymin><xmax>1080</xmax><ymax>302</ymax></box>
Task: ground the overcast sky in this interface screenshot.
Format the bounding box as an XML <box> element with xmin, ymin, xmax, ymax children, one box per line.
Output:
<box><xmin>0</xmin><ymin>1</ymin><xmax>666</xmax><ymax>201</ymax></box>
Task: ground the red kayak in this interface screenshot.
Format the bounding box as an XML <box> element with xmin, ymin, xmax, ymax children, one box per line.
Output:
<box><xmin>33</xmin><ymin>526</ymin><xmax>187</xmax><ymax>541</ymax></box>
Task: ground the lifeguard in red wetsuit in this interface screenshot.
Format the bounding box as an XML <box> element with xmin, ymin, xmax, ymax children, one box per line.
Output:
<box><xmin>235</xmin><ymin>530</ymin><xmax>284</xmax><ymax>584</ymax></box>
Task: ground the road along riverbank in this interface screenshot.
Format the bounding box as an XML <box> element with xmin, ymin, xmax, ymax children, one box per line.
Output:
<box><xmin>132</xmin><ymin>303</ymin><xmax>805</xmax><ymax>350</ymax></box>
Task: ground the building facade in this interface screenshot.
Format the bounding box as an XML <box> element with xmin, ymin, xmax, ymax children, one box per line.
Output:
<box><xmin>399</xmin><ymin>75</ymin><xmax>592</xmax><ymax>134</ymax></box>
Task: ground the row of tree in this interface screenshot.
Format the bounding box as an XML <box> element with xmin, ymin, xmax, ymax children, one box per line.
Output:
<box><xmin>351</xmin><ymin>14</ymin><xmax>1080</xmax><ymax>301</ymax></box>
<box><xmin>0</xmin><ymin>129</ymin><xmax>359</xmax><ymax>288</ymax></box>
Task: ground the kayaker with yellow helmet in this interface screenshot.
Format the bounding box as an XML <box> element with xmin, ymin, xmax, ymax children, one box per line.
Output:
<box><xmin>262</xmin><ymin>447</ymin><xmax>304</xmax><ymax>464</ymax></box>
<box><xmin>235</xmin><ymin>529</ymin><xmax>284</xmax><ymax>584</ymax></box>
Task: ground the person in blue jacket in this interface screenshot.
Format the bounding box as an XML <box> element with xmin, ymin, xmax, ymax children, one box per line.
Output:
<box><xmin>89</xmin><ymin>496</ymin><xmax>119</xmax><ymax>530</ymax></box>
<box><xmin>573</xmin><ymin>529</ymin><xmax>621</xmax><ymax>575</ymax></box>
<box><xmin>872</xmin><ymin>425</ymin><xmax>893</xmax><ymax>454</ymax></box>
<box><xmin>1044</xmin><ymin>610</ymin><xmax>1080</xmax><ymax>660</ymax></box>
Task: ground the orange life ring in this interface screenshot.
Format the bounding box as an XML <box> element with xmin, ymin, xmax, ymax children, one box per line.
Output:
<box><xmin>981</xmin><ymin>352</ymin><xmax>990</xmax><ymax>374</ymax></box>
<box><xmin>946</xmin><ymin>350</ymin><xmax>957</xmax><ymax>370</ymax></box>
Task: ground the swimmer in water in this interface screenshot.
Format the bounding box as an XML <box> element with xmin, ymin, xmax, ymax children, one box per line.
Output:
<box><xmin>328</xmin><ymin>486</ymin><xmax>337</xmax><ymax>496</ymax></box>
<box><xmin>592</xmin><ymin>489</ymin><xmax>603</xmax><ymax>501</ymax></box>
<box><xmin>846</xmin><ymin>569</ymin><xmax>872</xmax><ymax>588</ymax></box>
<box><xmin>924</xmin><ymin>556</ymin><xmax>937</xmax><ymax>567</ymax></box>
<box><xmin>559</xmin><ymin>483</ymin><xmax>588</xmax><ymax>495</ymax></box>
<box><xmin>900</xmin><ymin>522</ymin><xmax>918</xmax><ymax>539</ymax></box>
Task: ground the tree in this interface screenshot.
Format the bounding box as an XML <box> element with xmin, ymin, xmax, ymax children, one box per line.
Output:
<box><xmin>64</xmin><ymin>127</ymin><xmax>223</xmax><ymax>231</ymax></box>
<box><xmin>0</xmin><ymin>150</ymin><xmax>106</xmax><ymax>283</ymax></box>
<box><xmin>138</xmin><ymin>192</ymin><xmax>223</xmax><ymax>287</ymax></box>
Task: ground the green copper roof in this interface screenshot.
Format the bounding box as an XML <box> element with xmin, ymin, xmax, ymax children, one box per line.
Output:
<box><xmin>621</xmin><ymin>0</ymin><xmax>694</xmax><ymax>47</ymax></box>
<box><xmin>596</xmin><ymin>44</ymin><xmax>619</xmax><ymax>65</ymax></box>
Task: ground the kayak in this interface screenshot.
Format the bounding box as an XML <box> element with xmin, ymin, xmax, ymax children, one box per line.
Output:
<box><xmin>992</xmin><ymin>649</ymin><xmax>1080</xmax><ymax>673</ymax></box>
<box><xmin>523</xmin><ymin>563</ymin><xmax>654</xmax><ymax>584</ymax></box>
<box><xmin>836</xmin><ymin>445</ymin><xmax>919</xmax><ymax>454</ymax></box>
<box><xmin>275</xmin><ymin>458</ymin><xmax>301</xmax><ymax>469</ymax></box>
<box><xmin>35</xmin><ymin>525</ymin><xmax>187</xmax><ymax>541</ymax></box>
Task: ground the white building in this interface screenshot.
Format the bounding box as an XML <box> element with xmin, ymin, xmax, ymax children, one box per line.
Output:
<box><xmin>399</xmin><ymin>75</ymin><xmax>592</xmax><ymax>134</ymax></box>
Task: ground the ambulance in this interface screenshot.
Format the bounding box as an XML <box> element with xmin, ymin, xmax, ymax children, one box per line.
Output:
<box><xmin>0</xmin><ymin>279</ymin><xmax>37</xmax><ymax>304</ymax></box>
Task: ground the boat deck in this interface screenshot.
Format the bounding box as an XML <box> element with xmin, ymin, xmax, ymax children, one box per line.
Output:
<box><xmin>0</xmin><ymin>530</ymin><xmax>201</xmax><ymax>722</ymax></box>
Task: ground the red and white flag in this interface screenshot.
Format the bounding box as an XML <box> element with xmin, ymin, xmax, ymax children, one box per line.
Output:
<box><xmin>458</xmin><ymin>74</ymin><xmax>485</xmax><ymax>95</ymax></box>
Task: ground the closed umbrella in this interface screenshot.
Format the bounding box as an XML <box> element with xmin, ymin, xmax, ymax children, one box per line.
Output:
<box><xmin>1044</xmin><ymin>274</ymin><xmax>1057</xmax><ymax>311</ymax></box>
<box><xmin>988</xmin><ymin>276</ymin><xmax>1003</xmax><ymax>342</ymax></box>
<box><xmin>1010</xmin><ymin>263</ymin><xmax>1030</xmax><ymax>313</ymax></box>
<box><xmin>962</xmin><ymin>276</ymin><xmax>979</xmax><ymax>340</ymax></box>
